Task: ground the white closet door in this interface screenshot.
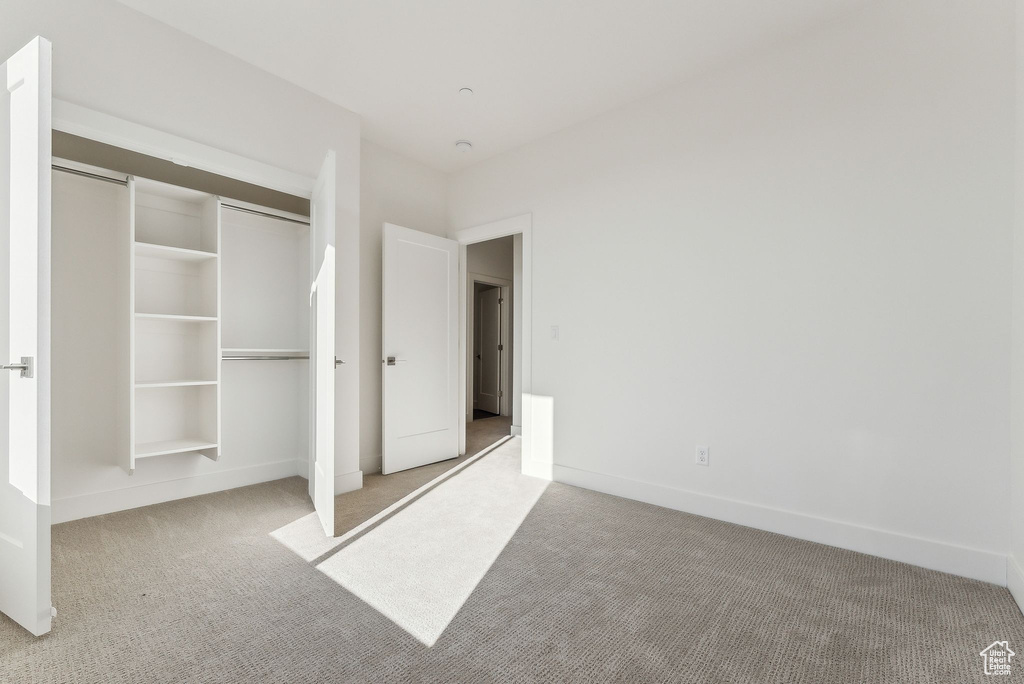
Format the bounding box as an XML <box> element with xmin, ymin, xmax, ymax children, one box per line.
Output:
<box><xmin>476</xmin><ymin>286</ymin><xmax>502</xmax><ymax>415</ymax></box>
<box><xmin>382</xmin><ymin>223</ymin><xmax>459</xmax><ymax>474</ymax></box>
<box><xmin>310</xmin><ymin>152</ymin><xmax>336</xmax><ymax>536</ymax></box>
<box><xmin>0</xmin><ymin>36</ymin><xmax>53</xmax><ymax>637</ymax></box>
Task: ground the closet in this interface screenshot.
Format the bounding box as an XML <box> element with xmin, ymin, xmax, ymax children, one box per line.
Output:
<box><xmin>0</xmin><ymin>38</ymin><xmax>338</xmax><ymax>636</ymax></box>
<box><xmin>51</xmin><ymin>158</ymin><xmax>311</xmax><ymax>489</ymax></box>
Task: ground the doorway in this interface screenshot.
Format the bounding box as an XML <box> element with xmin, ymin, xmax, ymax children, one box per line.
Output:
<box><xmin>455</xmin><ymin>214</ymin><xmax>542</xmax><ymax>476</ymax></box>
<box><xmin>472</xmin><ymin>283</ymin><xmax>501</xmax><ymax>419</ymax></box>
<box><xmin>469</xmin><ymin>275</ymin><xmax>511</xmax><ymax>422</ymax></box>
<box><xmin>464</xmin><ymin>235</ymin><xmax>515</xmax><ymax>435</ymax></box>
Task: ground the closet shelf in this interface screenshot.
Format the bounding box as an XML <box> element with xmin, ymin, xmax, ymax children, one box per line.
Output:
<box><xmin>135</xmin><ymin>380</ymin><xmax>217</xmax><ymax>388</ymax></box>
<box><xmin>135</xmin><ymin>313</ymin><xmax>217</xmax><ymax>322</ymax></box>
<box><xmin>135</xmin><ymin>241</ymin><xmax>217</xmax><ymax>262</ymax></box>
<box><xmin>134</xmin><ymin>439</ymin><xmax>219</xmax><ymax>459</ymax></box>
<box><xmin>221</xmin><ymin>348</ymin><xmax>310</xmax><ymax>355</ymax></box>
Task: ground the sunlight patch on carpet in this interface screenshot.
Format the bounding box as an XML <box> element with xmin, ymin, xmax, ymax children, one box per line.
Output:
<box><xmin>315</xmin><ymin>437</ymin><xmax>546</xmax><ymax>646</ymax></box>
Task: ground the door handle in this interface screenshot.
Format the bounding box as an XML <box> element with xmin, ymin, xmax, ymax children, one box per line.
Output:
<box><xmin>335</xmin><ymin>357</ymin><xmax>344</xmax><ymax>367</ymax></box>
<box><xmin>2</xmin><ymin>356</ymin><xmax>33</xmax><ymax>378</ymax></box>
<box><xmin>385</xmin><ymin>356</ymin><xmax>408</xmax><ymax>366</ymax></box>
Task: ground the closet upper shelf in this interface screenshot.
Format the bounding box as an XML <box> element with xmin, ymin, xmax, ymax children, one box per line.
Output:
<box><xmin>134</xmin><ymin>177</ymin><xmax>218</xmax><ymax>254</ymax></box>
<box><xmin>136</xmin><ymin>380</ymin><xmax>218</xmax><ymax>388</ymax></box>
<box><xmin>135</xmin><ymin>241</ymin><xmax>217</xmax><ymax>262</ymax></box>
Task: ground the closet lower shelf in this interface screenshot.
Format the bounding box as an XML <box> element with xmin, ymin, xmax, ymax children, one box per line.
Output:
<box><xmin>135</xmin><ymin>313</ymin><xmax>217</xmax><ymax>322</ymax></box>
<box><xmin>134</xmin><ymin>439</ymin><xmax>219</xmax><ymax>459</ymax></box>
<box><xmin>222</xmin><ymin>348</ymin><xmax>309</xmax><ymax>355</ymax></box>
<box><xmin>134</xmin><ymin>241</ymin><xmax>217</xmax><ymax>262</ymax></box>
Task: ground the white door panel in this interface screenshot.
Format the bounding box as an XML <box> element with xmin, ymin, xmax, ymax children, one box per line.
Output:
<box><xmin>0</xmin><ymin>36</ymin><xmax>52</xmax><ymax>637</ymax></box>
<box><xmin>476</xmin><ymin>287</ymin><xmax>501</xmax><ymax>414</ymax></box>
<box><xmin>310</xmin><ymin>151</ymin><xmax>335</xmax><ymax>536</ymax></box>
<box><xmin>383</xmin><ymin>223</ymin><xmax>458</xmax><ymax>474</ymax></box>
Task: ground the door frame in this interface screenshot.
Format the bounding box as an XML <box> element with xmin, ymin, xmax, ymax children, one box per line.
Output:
<box><xmin>455</xmin><ymin>213</ymin><xmax>550</xmax><ymax>480</ymax></box>
<box><xmin>467</xmin><ymin>273</ymin><xmax>511</xmax><ymax>420</ymax></box>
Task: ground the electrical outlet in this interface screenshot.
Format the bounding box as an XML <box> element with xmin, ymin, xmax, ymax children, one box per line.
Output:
<box><xmin>695</xmin><ymin>445</ymin><xmax>709</xmax><ymax>466</ymax></box>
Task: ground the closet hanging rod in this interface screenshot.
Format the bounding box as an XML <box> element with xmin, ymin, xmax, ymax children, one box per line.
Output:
<box><xmin>220</xmin><ymin>202</ymin><xmax>310</xmax><ymax>227</ymax></box>
<box><xmin>52</xmin><ymin>164</ymin><xmax>129</xmax><ymax>186</ymax></box>
<box><xmin>222</xmin><ymin>355</ymin><xmax>309</xmax><ymax>361</ymax></box>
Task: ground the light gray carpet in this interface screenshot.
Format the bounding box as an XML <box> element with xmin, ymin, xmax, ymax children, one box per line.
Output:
<box><xmin>2</xmin><ymin>417</ymin><xmax>1022</xmax><ymax>682</ymax></box>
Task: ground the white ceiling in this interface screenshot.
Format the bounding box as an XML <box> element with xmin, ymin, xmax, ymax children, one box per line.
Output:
<box><xmin>115</xmin><ymin>0</ymin><xmax>868</xmax><ymax>172</ymax></box>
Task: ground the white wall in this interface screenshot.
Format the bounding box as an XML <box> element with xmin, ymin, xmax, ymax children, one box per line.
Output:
<box><xmin>360</xmin><ymin>140</ymin><xmax>448</xmax><ymax>474</ymax></box>
<box><xmin>1</xmin><ymin>0</ymin><xmax>363</xmax><ymax>520</ymax></box>
<box><xmin>449</xmin><ymin>0</ymin><xmax>1015</xmax><ymax>584</ymax></box>
<box><xmin>1010</xmin><ymin>0</ymin><xmax>1024</xmax><ymax>609</ymax></box>
<box><xmin>467</xmin><ymin>236</ymin><xmax>513</xmax><ymax>280</ymax></box>
<box><xmin>50</xmin><ymin>172</ymin><xmax>125</xmax><ymax>520</ymax></box>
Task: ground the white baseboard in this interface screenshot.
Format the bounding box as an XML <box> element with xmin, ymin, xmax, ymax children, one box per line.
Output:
<box><xmin>53</xmin><ymin>458</ymin><xmax>306</xmax><ymax>524</ymax></box>
<box><xmin>510</xmin><ymin>425</ymin><xmax>523</xmax><ymax>437</ymax></box>
<box><xmin>522</xmin><ymin>458</ymin><xmax>552</xmax><ymax>481</ymax></box>
<box><xmin>553</xmin><ymin>464</ymin><xmax>1006</xmax><ymax>585</ymax></box>
<box><xmin>335</xmin><ymin>469</ymin><xmax>363</xmax><ymax>495</ymax></box>
<box><xmin>1008</xmin><ymin>556</ymin><xmax>1024</xmax><ymax>615</ymax></box>
<box><xmin>360</xmin><ymin>454</ymin><xmax>382</xmax><ymax>476</ymax></box>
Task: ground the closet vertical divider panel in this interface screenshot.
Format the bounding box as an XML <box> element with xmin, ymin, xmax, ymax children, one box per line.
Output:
<box><xmin>204</xmin><ymin>198</ymin><xmax>222</xmax><ymax>470</ymax></box>
<box><xmin>127</xmin><ymin>178</ymin><xmax>221</xmax><ymax>472</ymax></box>
<box><xmin>122</xmin><ymin>177</ymin><xmax>136</xmax><ymax>474</ymax></box>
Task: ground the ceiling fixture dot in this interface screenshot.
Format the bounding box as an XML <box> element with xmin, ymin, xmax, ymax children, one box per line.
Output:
<box><xmin>455</xmin><ymin>140</ymin><xmax>473</xmax><ymax>153</ymax></box>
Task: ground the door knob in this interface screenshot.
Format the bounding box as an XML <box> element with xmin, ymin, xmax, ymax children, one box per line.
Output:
<box><xmin>2</xmin><ymin>356</ymin><xmax>33</xmax><ymax>378</ymax></box>
<box><xmin>335</xmin><ymin>357</ymin><xmax>344</xmax><ymax>367</ymax></box>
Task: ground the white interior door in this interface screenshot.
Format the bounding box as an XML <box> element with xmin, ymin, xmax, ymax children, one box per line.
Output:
<box><xmin>382</xmin><ymin>223</ymin><xmax>458</xmax><ymax>474</ymax></box>
<box><xmin>0</xmin><ymin>36</ymin><xmax>53</xmax><ymax>637</ymax></box>
<box><xmin>476</xmin><ymin>287</ymin><xmax>501</xmax><ymax>415</ymax></box>
<box><xmin>310</xmin><ymin>152</ymin><xmax>335</xmax><ymax>536</ymax></box>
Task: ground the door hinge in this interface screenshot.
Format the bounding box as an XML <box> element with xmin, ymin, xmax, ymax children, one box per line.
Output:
<box><xmin>499</xmin><ymin>390</ymin><xmax>503</xmax><ymax>397</ymax></box>
<box><xmin>498</xmin><ymin>344</ymin><xmax>503</xmax><ymax>351</ymax></box>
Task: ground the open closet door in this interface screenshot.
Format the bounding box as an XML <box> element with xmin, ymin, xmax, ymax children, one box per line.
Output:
<box><xmin>310</xmin><ymin>151</ymin><xmax>336</xmax><ymax>536</ymax></box>
<box><xmin>0</xmin><ymin>36</ymin><xmax>53</xmax><ymax>636</ymax></box>
<box><xmin>477</xmin><ymin>286</ymin><xmax>502</xmax><ymax>415</ymax></box>
<box><xmin>382</xmin><ymin>223</ymin><xmax>459</xmax><ymax>474</ymax></box>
